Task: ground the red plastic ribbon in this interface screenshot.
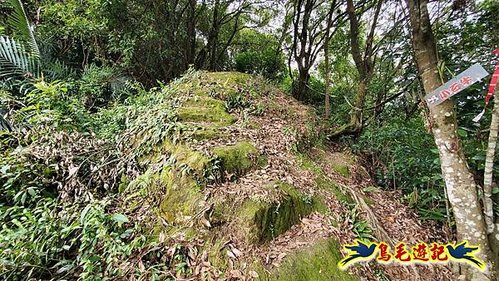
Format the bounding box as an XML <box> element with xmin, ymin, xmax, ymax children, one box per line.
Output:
<box><xmin>485</xmin><ymin>49</ymin><xmax>499</xmax><ymax>106</ymax></box>
<box><xmin>473</xmin><ymin>49</ymin><xmax>499</xmax><ymax>123</ymax></box>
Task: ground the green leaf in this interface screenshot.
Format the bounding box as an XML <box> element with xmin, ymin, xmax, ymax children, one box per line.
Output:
<box><xmin>457</xmin><ymin>128</ymin><xmax>467</xmax><ymax>138</ymax></box>
<box><xmin>111</xmin><ymin>213</ymin><xmax>129</xmax><ymax>224</ymax></box>
<box><xmin>492</xmin><ymin>187</ymin><xmax>499</xmax><ymax>195</ymax></box>
<box><xmin>27</xmin><ymin>187</ymin><xmax>36</xmax><ymax>196</ymax></box>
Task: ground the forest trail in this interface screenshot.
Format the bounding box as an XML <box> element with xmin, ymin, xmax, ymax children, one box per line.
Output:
<box><xmin>121</xmin><ymin>71</ymin><xmax>453</xmax><ymax>280</ymax></box>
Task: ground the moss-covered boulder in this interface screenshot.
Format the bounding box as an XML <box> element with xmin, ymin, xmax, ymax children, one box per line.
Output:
<box><xmin>190</xmin><ymin>127</ymin><xmax>227</xmax><ymax>141</ymax></box>
<box><xmin>238</xmin><ymin>183</ymin><xmax>325</xmax><ymax>244</ymax></box>
<box><xmin>213</xmin><ymin>141</ymin><xmax>263</xmax><ymax>175</ymax></box>
<box><xmin>206</xmin><ymin>71</ymin><xmax>252</xmax><ymax>86</ymax></box>
<box><xmin>257</xmin><ymin>239</ymin><xmax>358</xmax><ymax>281</ymax></box>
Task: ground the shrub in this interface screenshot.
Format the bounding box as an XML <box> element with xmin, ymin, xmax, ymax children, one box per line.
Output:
<box><xmin>353</xmin><ymin>116</ymin><xmax>447</xmax><ymax>220</ymax></box>
<box><xmin>232</xmin><ymin>30</ymin><xmax>285</xmax><ymax>80</ymax></box>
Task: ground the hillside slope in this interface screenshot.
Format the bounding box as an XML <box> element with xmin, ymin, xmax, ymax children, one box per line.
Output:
<box><xmin>1</xmin><ymin>71</ymin><xmax>452</xmax><ymax>280</ymax></box>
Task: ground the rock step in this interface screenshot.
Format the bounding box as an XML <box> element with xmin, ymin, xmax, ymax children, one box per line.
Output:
<box><xmin>212</xmin><ymin>141</ymin><xmax>266</xmax><ymax>177</ymax></box>
<box><xmin>233</xmin><ymin>182</ymin><xmax>326</xmax><ymax>244</ymax></box>
<box><xmin>177</xmin><ymin>97</ymin><xmax>235</xmax><ymax>126</ymax></box>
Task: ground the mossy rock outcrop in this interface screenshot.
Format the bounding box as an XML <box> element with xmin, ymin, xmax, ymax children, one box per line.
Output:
<box><xmin>157</xmin><ymin>166</ymin><xmax>203</xmax><ymax>226</ymax></box>
<box><xmin>238</xmin><ymin>183</ymin><xmax>326</xmax><ymax>244</ymax></box>
<box><xmin>213</xmin><ymin>141</ymin><xmax>264</xmax><ymax>175</ymax></box>
<box><xmin>128</xmin><ymin>166</ymin><xmax>203</xmax><ymax>227</ymax></box>
<box><xmin>257</xmin><ymin>239</ymin><xmax>358</xmax><ymax>281</ymax></box>
<box><xmin>178</xmin><ymin>96</ymin><xmax>235</xmax><ymax>141</ymax></box>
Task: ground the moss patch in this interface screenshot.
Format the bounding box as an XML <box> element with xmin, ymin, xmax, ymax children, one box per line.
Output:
<box><xmin>139</xmin><ymin>141</ymin><xmax>210</xmax><ymax>175</ymax></box>
<box><xmin>190</xmin><ymin>127</ymin><xmax>227</xmax><ymax>140</ymax></box>
<box><xmin>316</xmin><ymin>175</ymin><xmax>354</xmax><ymax>205</ymax></box>
<box><xmin>178</xmin><ymin>106</ymin><xmax>235</xmax><ymax>126</ymax></box>
<box><xmin>332</xmin><ymin>164</ymin><xmax>350</xmax><ymax>177</ymax></box>
<box><xmin>178</xmin><ymin>96</ymin><xmax>235</xmax><ymax>126</ymax></box>
<box><xmin>213</xmin><ymin>141</ymin><xmax>261</xmax><ymax>175</ymax></box>
<box><xmin>257</xmin><ymin>239</ymin><xmax>358</xmax><ymax>281</ymax></box>
<box><xmin>157</xmin><ymin>166</ymin><xmax>202</xmax><ymax>226</ymax></box>
<box><xmin>238</xmin><ymin>183</ymin><xmax>325</xmax><ymax>244</ymax></box>
<box><xmin>162</xmin><ymin>142</ymin><xmax>209</xmax><ymax>174</ymax></box>
<box><xmin>205</xmin><ymin>71</ymin><xmax>251</xmax><ymax>85</ymax></box>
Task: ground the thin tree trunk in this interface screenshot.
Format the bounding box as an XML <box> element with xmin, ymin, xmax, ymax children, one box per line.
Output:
<box><xmin>329</xmin><ymin>0</ymin><xmax>380</xmax><ymax>138</ymax></box>
<box><xmin>293</xmin><ymin>69</ymin><xmax>309</xmax><ymax>101</ymax></box>
<box><xmin>484</xmin><ymin>86</ymin><xmax>498</xmax><ymax>234</ymax></box>
<box><xmin>407</xmin><ymin>0</ymin><xmax>497</xmax><ymax>279</ymax></box>
<box><xmin>349</xmin><ymin>79</ymin><xmax>367</xmax><ymax>129</ymax></box>
<box><xmin>324</xmin><ymin>25</ymin><xmax>331</xmax><ymax>119</ymax></box>
<box><xmin>186</xmin><ymin>0</ymin><xmax>197</xmax><ymax>67</ymax></box>
<box><xmin>484</xmin><ymin>86</ymin><xmax>499</xmax><ymax>264</ymax></box>
<box><xmin>208</xmin><ymin>0</ymin><xmax>220</xmax><ymax>71</ymax></box>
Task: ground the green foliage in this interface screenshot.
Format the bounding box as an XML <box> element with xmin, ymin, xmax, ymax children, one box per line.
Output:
<box><xmin>38</xmin><ymin>0</ymin><xmax>107</xmax><ymax>68</ymax></box>
<box><xmin>349</xmin><ymin>206</ymin><xmax>374</xmax><ymax>241</ymax></box>
<box><xmin>0</xmin><ymin>36</ymin><xmax>40</xmax><ymax>90</ymax></box>
<box><xmin>0</xmin><ymin>71</ymin><xmax>204</xmax><ymax>280</ymax></box>
<box><xmin>353</xmin><ymin>116</ymin><xmax>447</xmax><ymax>220</ymax></box>
<box><xmin>232</xmin><ymin>30</ymin><xmax>285</xmax><ymax>80</ymax></box>
<box><xmin>78</xmin><ymin>64</ymin><xmax>134</xmax><ymax>111</ymax></box>
<box><xmin>5</xmin><ymin>0</ymin><xmax>39</xmax><ymax>56</ymax></box>
<box><xmin>280</xmin><ymin>72</ymin><xmax>326</xmax><ymax>106</ymax></box>
<box><xmin>20</xmin><ymin>80</ymin><xmax>89</xmax><ymax>129</ymax></box>
<box><xmin>0</xmin><ymin>196</ymin><xmax>149</xmax><ymax>280</ymax></box>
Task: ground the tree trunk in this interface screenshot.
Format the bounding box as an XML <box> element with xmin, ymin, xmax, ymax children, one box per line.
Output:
<box><xmin>484</xmin><ymin>85</ymin><xmax>499</xmax><ymax>234</ymax></box>
<box><xmin>186</xmin><ymin>0</ymin><xmax>197</xmax><ymax>67</ymax></box>
<box><xmin>208</xmin><ymin>0</ymin><xmax>220</xmax><ymax>71</ymax></box>
<box><xmin>293</xmin><ymin>69</ymin><xmax>309</xmax><ymax>101</ymax></box>
<box><xmin>324</xmin><ymin>9</ymin><xmax>331</xmax><ymax>120</ymax></box>
<box><xmin>484</xmin><ymin>86</ymin><xmax>499</xmax><ymax>263</ymax></box>
<box><xmin>349</xmin><ymin>79</ymin><xmax>367</xmax><ymax>129</ymax></box>
<box><xmin>407</xmin><ymin>0</ymin><xmax>497</xmax><ymax>279</ymax></box>
<box><xmin>329</xmin><ymin>0</ymin><xmax>380</xmax><ymax>138</ymax></box>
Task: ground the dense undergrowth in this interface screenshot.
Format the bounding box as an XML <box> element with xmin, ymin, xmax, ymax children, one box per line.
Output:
<box><xmin>0</xmin><ymin>70</ymin><xmax>274</xmax><ymax>280</ymax></box>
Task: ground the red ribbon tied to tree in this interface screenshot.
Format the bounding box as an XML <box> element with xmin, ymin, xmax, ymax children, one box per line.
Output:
<box><xmin>473</xmin><ymin>49</ymin><xmax>499</xmax><ymax>123</ymax></box>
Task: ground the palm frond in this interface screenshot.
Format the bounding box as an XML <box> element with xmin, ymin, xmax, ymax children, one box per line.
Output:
<box><xmin>6</xmin><ymin>0</ymin><xmax>40</xmax><ymax>57</ymax></box>
<box><xmin>0</xmin><ymin>113</ymin><xmax>12</xmax><ymax>131</ymax></box>
<box><xmin>0</xmin><ymin>36</ymin><xmax>41</xmax><ymax>81</ymax></box>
